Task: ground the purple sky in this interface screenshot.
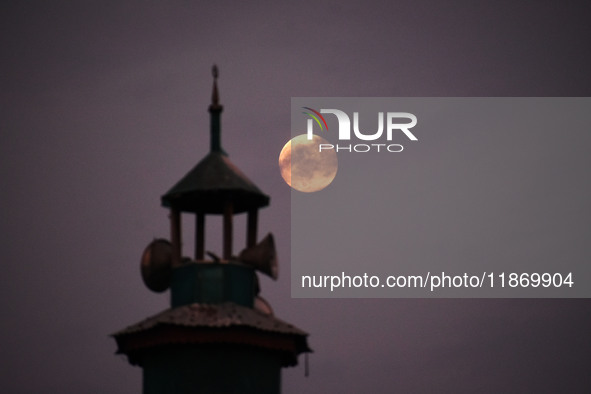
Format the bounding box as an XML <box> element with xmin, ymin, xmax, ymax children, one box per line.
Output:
<box><xmin>2</xmin><ymin>1</ymin><xmax>591</xmax><ymax>392</ymax></box>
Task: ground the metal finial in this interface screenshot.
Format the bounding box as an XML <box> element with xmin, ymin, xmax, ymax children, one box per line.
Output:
<box><xmin>211</xmin><ymin>65</ymin><xmax>220</xmax><ymax>107</ymax></box>
<box><xmin>209</xmin><ymin>64</ymin><xmax>223</xmax><ymax>154</ymax></box>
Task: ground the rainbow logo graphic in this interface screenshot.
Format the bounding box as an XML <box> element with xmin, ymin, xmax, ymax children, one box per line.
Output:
<box><xmin>302</xmin><ymin>107</ymin><xmax>328</xmax><ymax>131</ymax></box>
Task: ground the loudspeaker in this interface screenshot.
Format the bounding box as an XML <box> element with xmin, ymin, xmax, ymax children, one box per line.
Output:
<box><xmin>238</xmin><ymin>233</ymin><xmax>278</xmax><ymax>280</ymax></box>
<box><xmin>140</xmin><ymin>238</ymin><xmax>172</xmax><ymax>292</ymax></box>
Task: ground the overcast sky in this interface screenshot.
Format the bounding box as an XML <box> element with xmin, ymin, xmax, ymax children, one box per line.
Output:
<box><xmin>2</xmin><ymin>1</ymin><xmax>591</xmax><ymax>393</ymax></box>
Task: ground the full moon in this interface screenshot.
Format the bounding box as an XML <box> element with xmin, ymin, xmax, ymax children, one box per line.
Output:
<box><xmin>278</xmin><ymin>134</ymin><xmax>338</xmax><ymax>193</ymax></box>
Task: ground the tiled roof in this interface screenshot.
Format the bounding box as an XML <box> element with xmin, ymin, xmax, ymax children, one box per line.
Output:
<box><xmin>113</xmin><ymin>302</ymin><xmax>307</xmax><ymax>337</ymax></box>
<box><xmin>112</xmin><ymin>303</ymin><xmax>310</xmax><ymax>367</ymax></box>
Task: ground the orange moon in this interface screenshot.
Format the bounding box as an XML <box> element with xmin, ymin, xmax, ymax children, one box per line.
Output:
<box><xmin>278</xmin><ymin>134</ymin><xmax>338</xmax><ymax>192</ymax></box>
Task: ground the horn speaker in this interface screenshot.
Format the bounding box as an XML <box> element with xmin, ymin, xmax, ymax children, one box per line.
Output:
<box><xmin>238</xmin><ymin>233</ymin><xmax>278</xmax><ymax>280</ymax></box>
<box><xmin>140</xmin><ymin>239</ymin><xmax>172</xmax><ymax>292</ymax></box>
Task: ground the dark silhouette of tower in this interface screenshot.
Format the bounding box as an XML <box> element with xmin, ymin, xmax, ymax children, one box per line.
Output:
<box><xmin>112</xmin><ymin>66</ymin><xmax>310</xmax><ymax>394</ymax></box>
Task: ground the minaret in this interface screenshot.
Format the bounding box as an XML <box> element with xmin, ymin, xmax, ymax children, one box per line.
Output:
<box><xmin>113</xmin><ymin>66</ymin><xmax>310</xmax><ymax>394</ymax></box>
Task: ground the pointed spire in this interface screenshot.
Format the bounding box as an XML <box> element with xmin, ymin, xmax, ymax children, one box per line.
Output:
<box><xmin>208</xmin><ymin>64</ymin><xmax>224</xmax><ymax>154</ymax></box>
<box><xmin>210</xmin><ymin>65</ymin><xmax>220</xmax><ymax>108</ymax></box>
